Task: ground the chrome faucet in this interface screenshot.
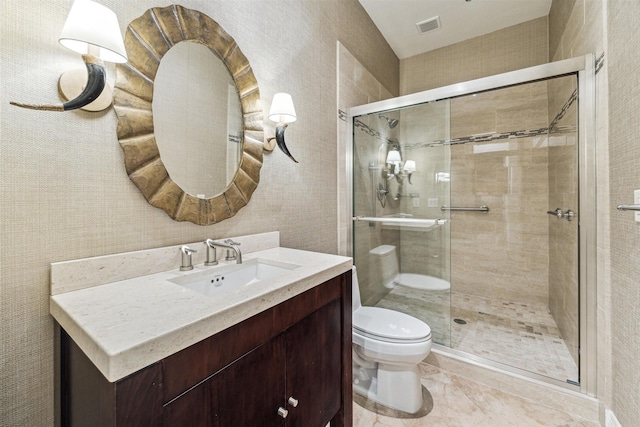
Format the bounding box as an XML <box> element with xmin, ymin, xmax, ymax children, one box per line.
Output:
<box><xmin>203</xmin><ymin>239</ymin><xmax>242</xmax><ymax>264</ymax></box>
<box><xmin>180</xmin><ymin>245</ymin><xmax>197</xmax><ymax>271</ymax></box>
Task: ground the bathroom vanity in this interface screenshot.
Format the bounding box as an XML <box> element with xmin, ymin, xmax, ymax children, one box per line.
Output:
<box><xmin>50</xmin><ymin>233</ymin><xmax>352</xmax><ymax>427</ymax></box>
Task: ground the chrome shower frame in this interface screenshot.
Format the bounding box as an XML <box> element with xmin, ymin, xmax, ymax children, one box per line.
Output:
<box><xmin>346</xmin><ymin>54</ymin><xmax>597</xmax><ymax>396</ymax></box>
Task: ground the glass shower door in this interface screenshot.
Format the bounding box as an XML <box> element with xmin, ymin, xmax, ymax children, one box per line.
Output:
<box><xmin>352</xmin><ymin>99</ymin><xmax>452</xmax><ymax>347</ymax></box>
<box><xmin>446</xmin><ymin>75</ymin><xmax>580</xmax><ymax>384</ymax></box>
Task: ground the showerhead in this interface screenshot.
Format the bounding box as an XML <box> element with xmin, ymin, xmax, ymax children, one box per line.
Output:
<box><xmin>379</xmin><ymin>114</ymin><xmax>399</xmax><ymax>129</ymax></box>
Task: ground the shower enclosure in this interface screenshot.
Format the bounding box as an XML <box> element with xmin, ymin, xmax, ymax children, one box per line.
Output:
<box><xmin>348</xmin><ymin>55</ymin><xmax>596</xmax><ymax>393</ymax></box>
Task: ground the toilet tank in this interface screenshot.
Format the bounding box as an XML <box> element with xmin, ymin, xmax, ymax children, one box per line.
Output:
<box><xmin>369</xmin><ymin>245</ymin><xmax>399</xmax><ymax>289</ymax></box>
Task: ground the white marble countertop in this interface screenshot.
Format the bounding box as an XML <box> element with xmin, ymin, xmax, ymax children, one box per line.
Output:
<box><xmin>50</xmin><ymin>244</ymin><xmax>351</xmax><ymax>382</ymax></box>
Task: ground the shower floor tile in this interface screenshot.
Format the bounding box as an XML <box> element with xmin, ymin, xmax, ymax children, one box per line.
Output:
<box><xmin>375</xmin><ymin>289</ymin><xmax>579</xmax><ymax>382</ymax></box>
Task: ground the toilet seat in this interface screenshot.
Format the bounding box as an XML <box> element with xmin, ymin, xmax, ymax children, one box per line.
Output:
<box><xmin>353</xmin><ymin>307</ymin><xmax>431</xmax><ymax>343</ymax></box>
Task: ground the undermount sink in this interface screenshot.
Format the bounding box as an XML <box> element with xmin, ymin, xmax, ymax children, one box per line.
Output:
<box><xmin>169</xmin><ymin>258</ymin><xmax>301</xmax><ymax>298</ymax></box>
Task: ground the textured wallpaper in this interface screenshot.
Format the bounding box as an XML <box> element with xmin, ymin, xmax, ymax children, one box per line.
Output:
<box><xmin>0</xmin><ymin>0</ymin><xmax>397</xmax><ymax>424</ymax></box>
<box><xmin>607</xmin><ymin>1</ymin><xmax>640</xmax><ymax>425</ymax></box>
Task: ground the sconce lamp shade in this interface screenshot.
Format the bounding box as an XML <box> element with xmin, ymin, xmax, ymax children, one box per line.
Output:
<box><xmin>59</xmin><ymin>0</ymin><xmax>128</xmax><ymax>63</ymax></box>
<box><xmin>403</xmin><ymin>160</ymin><xmax>416</xmax><ymax>172</ymax></box>
<box><xmin>269</xmin><ymin>93</ymin><xmax>297</xmax><ymax>124</ymax></box>
<box><xmin>386</xmin><ymin>150</ymin><xmax>401</xmax><ymax>164</ymax></box>
<box><xmin>9</xmin><ymin>0</ymin><xmax>126</xmax><ymax>112</ymax></box>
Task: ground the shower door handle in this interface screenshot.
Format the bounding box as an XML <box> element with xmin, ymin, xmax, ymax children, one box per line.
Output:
<box><xmin>547</xmin><ymin>208</ymin><xmax>575</xmax><ymax>221</ymax></box>
<box><xmin>547</xmin><ymin>208</ymin><xmax>563</xmax><ymax>218</ymax></box>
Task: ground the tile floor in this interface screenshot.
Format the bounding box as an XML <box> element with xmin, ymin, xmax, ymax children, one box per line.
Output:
<box><xmin>353</xmin><ymin>363</ymin><xmax>597</xmax><ymax>427</ymax></box>
<box><xmin>450</xmin><ymin>293</ymin><xmax>578</xmax><ymax>382</ymax></box>
<box><xmin>375</xmin><ymin>287</ymin><xmax>579</xmax><ymax>382</ymax></box>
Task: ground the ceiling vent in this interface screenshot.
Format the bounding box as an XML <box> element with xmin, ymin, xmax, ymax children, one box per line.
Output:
<box><xmin>416</xmin><ymin>16</ymin><xmax>441</xmax><ymax>35</ymax></box>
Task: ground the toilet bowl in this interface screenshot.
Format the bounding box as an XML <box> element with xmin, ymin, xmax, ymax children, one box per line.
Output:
<box><xmin>351</xmin><ymin>266</ymin><xmax>432</xmax><ymax>414</ymax></box>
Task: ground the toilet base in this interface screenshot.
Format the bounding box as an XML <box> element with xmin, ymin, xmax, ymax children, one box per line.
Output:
<box><xmin>352</xmin><ymin>359</ymin><xmax>423</xmax><ymax>414</ymax></box>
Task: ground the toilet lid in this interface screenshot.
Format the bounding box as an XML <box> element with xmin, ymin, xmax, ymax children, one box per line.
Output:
<box><xmin>353</xmin><ymin>307</ymin><xmax>431</xmax><ymax>343</ymax></box>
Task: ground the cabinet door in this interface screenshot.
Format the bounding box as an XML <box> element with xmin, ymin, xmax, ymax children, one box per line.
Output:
<box><xmin>213</xmin><ymin>335</ymin><xmax>286</xmax><ymax>427</ymax></box>
<box><xmin>164</xmin><ymin>336</ymin><xmax>286</xmax><ymax>427</ymax></box>
<box><xmin>285</xmin><ymin>299</ymin><xmax>342</xmax><ymax>427</ymax></box>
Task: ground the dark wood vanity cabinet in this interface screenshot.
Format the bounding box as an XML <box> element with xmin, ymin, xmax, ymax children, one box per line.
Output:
<box><xmin>60</xmin><ymin>271</ymin><xmax>352</xmax><ymax>427</ymax></box>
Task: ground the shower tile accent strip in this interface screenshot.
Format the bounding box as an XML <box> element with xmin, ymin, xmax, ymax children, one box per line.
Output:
<box><xmin>595</xmin><ymin>51</ymin><xmax>605</xmax><ymax>75</ymax></box>
<box><xmin>403</xmin><ymin>126</ymin><xmax>571</xmax><ymax>150</ymax></box>
<box><xmin>342</xmin><ymin>86</ymin><xmax>578</xmax><ymax>148</ymax></box>
<box><xmin>549</xmin><ymin>89</ymin><xmax>578</xmax><ymax>132</ymax></box>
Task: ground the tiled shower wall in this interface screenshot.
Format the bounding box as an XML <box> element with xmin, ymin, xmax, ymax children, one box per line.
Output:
<box><xmin>448</xmin><ymin>83</ymin><xmax>551</xmax><ymax>306</ymax></box>
<box><xmin>397</xmin><ymin>102</ymin><xmax>450</xmax><ymax>281</ymax></box>
<box><xmin>399</xmin><ymin>18</ymin><xmax>550</xmax><ymax>306</ymax></box>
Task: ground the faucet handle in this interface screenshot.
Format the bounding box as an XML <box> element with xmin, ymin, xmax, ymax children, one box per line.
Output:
<box><xmin>181</xmin><ymin>245</ymin><xmax>197</xmax><ymax>255</ymax></box>
<box><xmin>203</xmin><ymin>240</ymin><xmax>218</xmax><ymax>266</ymax></box>
<box><xmin>225</xmin><ymin>249</ymin><xmax>237</xmax><ymax>261</ymax></box>
<box><xmin>223</xmin><ymin>239</ymin><xmax>242</xmax><ymax>263</ymax></box>
<box><xmin>180</xmin><ymin>245</ymin><xmax>197</xmax><ymax>271</ymax></box>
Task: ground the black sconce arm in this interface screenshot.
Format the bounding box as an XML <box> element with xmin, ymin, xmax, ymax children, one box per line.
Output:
<box><xmin>10</xmin><ymin>55</ymin><xmax>106</xmax><ymax>112</ymax></box>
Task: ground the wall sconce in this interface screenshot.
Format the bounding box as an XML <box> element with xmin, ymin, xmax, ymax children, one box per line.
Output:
<box><xmin>383</xmin><ymin>148</ymin><xmax>416</xmax><ymax>184</ymax></box>
<box><xmin>10</xmin><ymin>0</ymin><xmax>127</xmax><ymax>112</ymax></box>
<box><xmin>386</xmin><ymin>149</ymin><xmax>401</xmax><ymax>166</ymax></box>
<box><xmin>403</xmin><ymin>160</ymin><xmax>416</xmax><ymax>184</ymax></box>
<box><xmin>266</xmin><ymin>93</ymin><xmax>298</xmax><ymax>163</ymax></box>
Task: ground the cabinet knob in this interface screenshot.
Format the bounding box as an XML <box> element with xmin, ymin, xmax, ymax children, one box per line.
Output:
<box><xmin>277</xmin><ymin>407</ymin><xmax>288</xmax><ymax>418</ymax></box>
<box><xmin>288</xmin><ymin>396</ymin><xmax>299</xmax><ymax>407</ymax></box>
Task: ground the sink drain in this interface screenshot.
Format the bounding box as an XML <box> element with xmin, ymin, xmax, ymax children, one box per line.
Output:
<box><xmin>453</xmin><ymin>318</ymin><xmax>467</xmax><ymax>325</ymax></box>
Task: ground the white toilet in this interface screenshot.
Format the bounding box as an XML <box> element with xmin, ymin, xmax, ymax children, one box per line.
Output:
<box><xmin>351</xmin><ymin>266</ymin><xmax>432</xmax><ymax>414</ymax></box>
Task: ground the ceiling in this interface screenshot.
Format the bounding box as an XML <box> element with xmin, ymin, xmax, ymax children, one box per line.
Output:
<box><xmin>359</xmin><ymin>0</ymin><xmax>552</xmax><ymax>59</ymax></box>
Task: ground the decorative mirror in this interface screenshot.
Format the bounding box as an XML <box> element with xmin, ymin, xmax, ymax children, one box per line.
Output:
<box><xmin>113</xmin><ymin>5</ymin><xmax>264</xmax><ymax>225</ymax></box>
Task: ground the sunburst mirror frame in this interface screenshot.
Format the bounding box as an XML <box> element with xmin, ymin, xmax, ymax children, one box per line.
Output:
<box><xmin>113</xmin><ymin>5</ymin><xmax>264</xmax><ymax>226</ymax></box>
